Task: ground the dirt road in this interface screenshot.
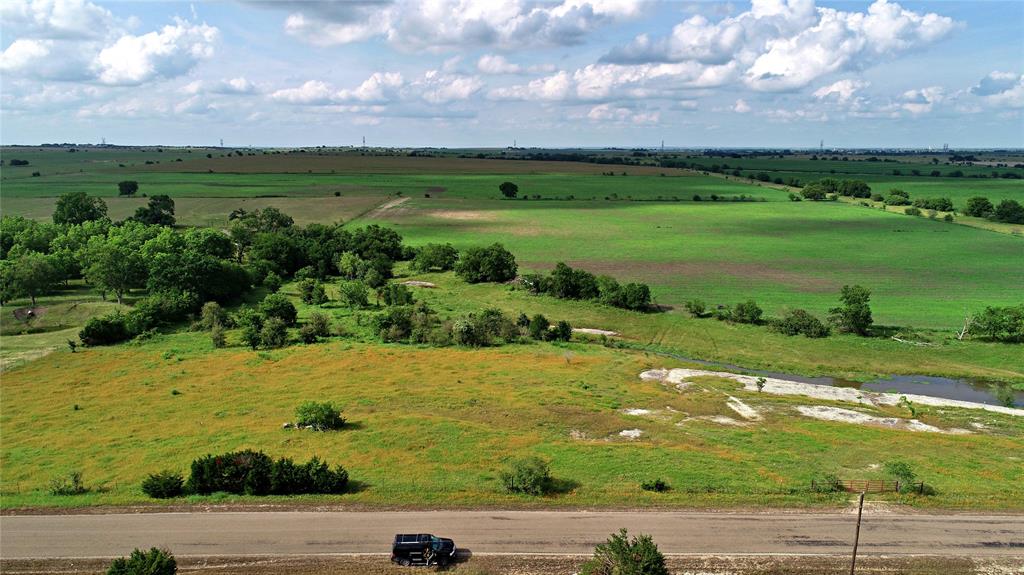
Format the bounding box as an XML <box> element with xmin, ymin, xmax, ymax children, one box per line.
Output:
<box><xmin>2</xmin><ymin>510</ymin><xmax>1021</xmax><ymax>559</ymax></box>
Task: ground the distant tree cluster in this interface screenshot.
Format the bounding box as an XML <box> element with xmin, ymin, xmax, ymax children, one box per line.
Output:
<box><xmin>520</xmin><ymin>262</ymin><xmax>652</xmax><ymax>311</ymax></box>
<box><xmin>685</xmin><ymin>285</ymin><xmax>872</xmax><ymax>339</ymax></box>
<box><xmin>964</xmin><ymin>197</ymin><xmax>1024</xmax><ymax>224</ymax></box>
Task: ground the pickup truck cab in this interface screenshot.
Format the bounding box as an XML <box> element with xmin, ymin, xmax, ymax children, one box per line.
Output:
<box><xmin>391</xmin><ymin>533</ymin><xmax>457</xmax><ymax>567</ymax></box>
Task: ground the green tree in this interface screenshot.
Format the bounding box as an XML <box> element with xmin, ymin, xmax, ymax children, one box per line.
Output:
<box><xmin>731</xmin><ymin>300</ymin><xmax>763</xmax><ymax>324</ymax></box>
<box><xmin>336</xmin><ymin>251</ymin><xmax>366</xmax><ymax>279</ymax></box>
<box><xmin>499</xmin><ymin>181</ymin><xmax>519</xmax><ymax>198</ymax></box>
<box><xmin>622</xmin><ymin>282</ymin><xmax>651</xmax><ymax>310</ymax></box>
<box><xmin>9</xmin><ymin>252</ymin><xmax>59</xmax><ymax>305</ymax></box>
<box><xmin>259</xmin><ymin>293</ymin><xmax>297</xmax><ymax>326</ymax></box>
<box><xmin>838</xmin><ymin>179</ymin><xmax>871</xmax><ymax>198</ymax></box>
<box><xmin>992</xmin><ymin>199</ymin><xmax>1024</xmax><ymax>224</ymax></box>
<box><xmin>580</xmin><ymin>529</ymin><xmax>668</xmax><ymax>575</ymax></box>
<box><xmin>800</xmin><ymin>182</ymin><xmax>828</xmax><ymax>201</ymax></box>
<box><xmin>132</xmin><ymin>195</ymin><xmax>176</xmax><ymax>226</ymax></box>
<box><xmin>84</xmin><ymin>238</ymin><xmax>146</xmax><ymax>305</ymax></box>
<box><xmin>964</xmin><ymin>196</ymin><xmax>994</xmax><ymax>217</ymax></box>
<box><xmin>455</xmin><ymin>243</ymin><xmax>518</xmax><ymax>283</ymax></box>
<box><xmin>53</xmin><ymin>192</ymin><xmax>108</xmax><ymax>226</ymax></box>
<box><xmin>411</xmin><ymin>243</ymin><xmax>459</xmax><ymax>272</ymax></box>
<box><xmin>828</xmin><ymin>284</ymin><xmax>873</xmax><ymax>336</ymax></box>
<box><xmin>338</xmin><ymin>280</ymin><xmax>369</xmax><ymax>310</ymax></box>
<box><xmin>528</xmin><ymin>314</ymin><xmax>550</xmax><ymax>340</ymax></box>
<box><xmin>260</xmin><ymin>317</ymin><xmax>289</xmax><ymax>348</ymax></box>
<box><xmin>117</xmin><ymin>181</ymin><xmax>139</xmax><ymax>196</ymax></box>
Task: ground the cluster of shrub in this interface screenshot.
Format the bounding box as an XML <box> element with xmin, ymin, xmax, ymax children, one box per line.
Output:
<box><xmin>684</xmin><ymin>284</ymin><xmax>873</xmax><ymax>338</ymax></box>
<box><xmin>963</xmin><ymin>196</ymin><xmax>1024</xmax><ymax>224</ymax></box>
<box><xmin>365</xmin><ymin>302</ymin><xmax>573</xmax><ymax>348</ymax></box>
<box><xmin>520</xmin><ymin>262</ymin><xmax>652</xmax><ymax>311</ymax></box>
<box><xmin>799</xmin><ymin>178</ymin><xmax>873</xmax><ymax>200</ymax></box>
<box><xmin>141</xmin><ymin>449</ymin><xmax>349</xmax><ymax>498</ymax></box>
<box><xmin>972</xmin><ymin>305</ymin><xmax>1024</xmax><ymax>342</ymax></box>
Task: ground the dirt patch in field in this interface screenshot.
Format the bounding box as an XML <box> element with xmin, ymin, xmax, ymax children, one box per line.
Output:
<box><xmin>425</xmin><ymin>209</ymin><xmax>498</xmax><ymax>221</ymax></box>
<box><xmin>424</xmin><ymin>186</ymin><xmax>446</xmax><ymax>196</ymax></box>
<box><xmin>726</xmin><ymin>396</ymin><xmax>761</xmax><ymax>420</ymax></box>
<box><xmin>363</xmin><ymin>197</ymin><xmax>411</xmax><ymax>219</ymax></box>
<box><xmin>400</xmin><ymin>281</ymin><xmax>437</xmax><ymax>288</ymax></box>
<box><xmin>11</xmin><ymin>307</ymin><xmax>44</xmax><ymax>322</ymax></box>
<box><xmin>795</xmin><ymin>405</ymin><xmax>970</xmax><ymax>434</ymax></box>
<box><xmin>572</xmin><ymin>328</ymin><xmax>620</xmax><ymax>337</ymax></box>
<box><xmin>0</xmin><ymin>554</ymin><xmax>1003</xmax><ymax>575</ymax></box>
<box><xmin>642</xmin><ymin>368</ymin><xmax>1024</xmax><ymax>417</ymax></box>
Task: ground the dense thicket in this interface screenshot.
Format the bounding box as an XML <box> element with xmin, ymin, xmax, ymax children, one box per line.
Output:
<box><xmin>522</xmin><ymin>262</ymin><xmax>652</xmax><ymax>311</ymax></box>
<box><xmin>185</xmin><ymin>449</ymin><xmax>348</xmax><ymax>496</ymax></box>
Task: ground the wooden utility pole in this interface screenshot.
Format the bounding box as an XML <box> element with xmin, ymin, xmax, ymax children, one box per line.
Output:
<box><xmin>850</xmin><ymin>491</ymin><xmax>865</xmax><ymax>575</ymax></box>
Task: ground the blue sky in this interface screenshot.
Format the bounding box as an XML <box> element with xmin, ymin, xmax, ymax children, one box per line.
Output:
<box><xmin>1</xmin><ymin>0</ymin><xmax>1022</xmax><ymax>148</ymax></box>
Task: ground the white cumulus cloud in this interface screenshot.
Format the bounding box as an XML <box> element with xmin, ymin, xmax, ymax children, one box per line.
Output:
<box><xmin>282</xmin><ymin>0</ymin><xmax>643</xmax><ymax>51</ymax></box>
<box><xmin>813</xmin><ymin>79</ymin><xmax>869</xmax><ymax>103</ymax></box>
<box><xmin>602</xmin><ymin>0</ymin><xmax>956</xmax><ymax>93</ymax></box>
<box><xmin>93</xmin><ymin>20</ymin><xmax>219</xmax><ymax>86</ymax></box>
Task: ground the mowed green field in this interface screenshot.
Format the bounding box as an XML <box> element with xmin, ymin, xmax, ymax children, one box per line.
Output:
<box><xmin>3</xmin><ymin>334</ymin><xmax>1021</xmax><ymax>510</ymax></box>
<box><xmin>366</xmin><ymin>197</ymin><xmax>1024</xmax><ymax>328</ymax></box>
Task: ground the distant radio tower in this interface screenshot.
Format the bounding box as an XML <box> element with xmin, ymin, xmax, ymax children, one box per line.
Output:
<box><xmin>513</xmin><ymin>139</ymin><xmax>517</xmax><ymax>148</ymax></box>
<box><xmin>661</xmin><ymin>139</ymin><xmax>665</xmax><ymax>153</ymax></box>
<box><xmin>219</xmin><ymin>138</ymin><xmax>224</xmax><ymax>147</ymax></box>
<box><xmin>819</xmin><ymin>139</ymin><xmax>824</xmax><ymax>153</ymax></box>
<box><xmin>362</xmin><ymin>136</ymin><xmax>366</xmax><ymax>146</ymax></box>
<box><xmin>101</xmin><ymin>136</ymin><xmax>106</xmax><ymax>146</ymax></box>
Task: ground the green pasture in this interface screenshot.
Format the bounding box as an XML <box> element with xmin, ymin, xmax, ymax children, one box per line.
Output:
<box><xmin>365</xmin><ymin>198</ymin><xmax>1024</xmax><ymax>329</ymax></box>
<box><xmin>2</xmin><ymin>336</ymin><xmax>1021</xmax><ymax>510</ymax></box>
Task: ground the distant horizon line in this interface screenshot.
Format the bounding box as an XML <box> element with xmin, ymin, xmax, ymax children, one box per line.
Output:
<box><xmin>3</xmin><ymin>143</ymin><xmax>1023</xmax><ymax>152</ymax></box>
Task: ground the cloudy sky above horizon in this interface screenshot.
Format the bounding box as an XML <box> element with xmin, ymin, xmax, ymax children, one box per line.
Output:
<box><xmin>1</xmin><ymin>0</ymin><xmax>1022</xmax><ymax>148</ymax></box>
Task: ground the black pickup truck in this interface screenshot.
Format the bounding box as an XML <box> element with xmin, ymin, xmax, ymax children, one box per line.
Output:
<box><xmin>391</xmin><ymin>533</ymin><xmax>457</xmax><ymax>567</ymax></box>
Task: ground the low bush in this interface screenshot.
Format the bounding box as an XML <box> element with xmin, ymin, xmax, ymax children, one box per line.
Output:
<box><xmin>528</xmin><ymin>314</ymin><xmax>550</xmax><ymax>340</ymax></box>
<box><xmin>500</xmin><ymin>456</ymin><xmax>553</xmax><ymax>495</ymax></box>
<box><xmin>580</xmin><ymin>529</ymin><xmax>668</xmax><ymax>575</ymax></box>
<box><xmin>769</xmin><ymin>309</ymin><xmax>830</xmax><ymax>338</ymax></box>
<box><xmin>884</xmin><ymin>460</ymin><xmax>919</xmax><ymax>493</ymax></box>
<box><xmin>298</xmin><ymin>279</ymin><xmax>328</xmax><ymax>305</ymax></box>
<box><xmin>259</xmin><ymin>293</ymin><xmax>297</xmax><ymax>326</ymax></box>
<box><xmin>186</xmin><ymin>449</ymin><xmax>348</xmax><ymax>495</ymax></box>
<box><xmin>640</xmin><ymin>478</ymin><xmax>670</xmax><ymax>492</ymax></box>
<box><xmin>295</xmin><ymin>401</ymin><xmax>345</xmax><ymax>430</ymax></box>
<box><xmin>106</xmin><ymin>547</ymin><xmax>177</xmax><ymax>575</ymax></box>
<box><xmin>49</xmin><ymin>471</ymin><xmax>88</xmax><ymax>495</ymax></box>
<box><xmin>683</xmin><ymin>299</ymin><xmax>705</xmax><ymax>318</ymax></box>
<box><xmin>730</xmin><ymin>300</ymin><xmax>763</xmax><ymax>324</ymax></box>
<box><xmin>904</xmin><ymin>207</ymin><xmax>921</xmax><ymax>216</ymax></box>
<box><xmin>210</xmin><ymin>324</ymin><xmax>226</xmax><ymax>348</ymax></box>
<box><xmin>199</xmin><ymin>301</ymin><xmax>226</xmax><ymax>330</ymax></box>
<box><xmin>141</xmin><ymin>470</ymin><xmax>185</xmax><ymax>498</ymax></box>
<box><xmin>79</xmin><ymin>315</ymin><xmax>130</xmax><ymax>346</ymax></box>
<box><xmin>260</xmin><ymin>317</ymin><xmax>288</xmax><ymax>348</ymax></box>
<box><xmin>810</xmin><ymin>472</ymin><xmax>843</xmax><ymax>493</ymax></box>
